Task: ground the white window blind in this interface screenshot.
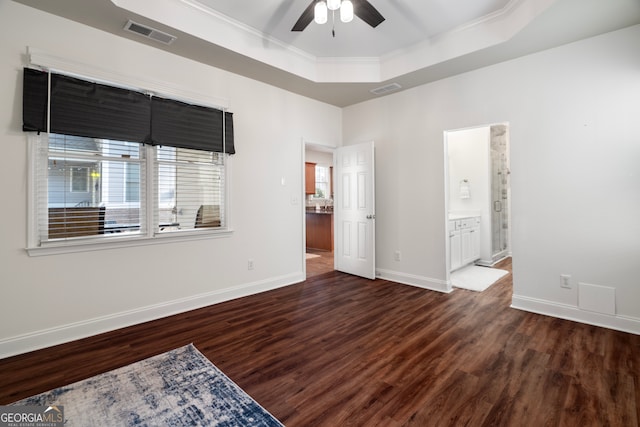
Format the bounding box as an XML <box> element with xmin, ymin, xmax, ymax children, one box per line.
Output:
<box><xmin>33</xmin><ymin>133</ymin><xmax>227</xmax><ymax>246</ymax></box>
<box><xmin>156</xmin><ymin>146</ymin><xmax>225</xmax><ymax>232</ymax></box>
<box><xmin>38</xmin><ymin>134</ymin><xmax>145</xmax><ymax>242</ymax></box>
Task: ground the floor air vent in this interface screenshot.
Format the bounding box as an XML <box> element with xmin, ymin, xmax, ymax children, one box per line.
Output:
<box><xmin>370</xmin><ymin>83</ymin><xmax>402</xmax><ymax>96</ymax></box>
<box><xmin>124</xmin><ymin>20</ymin><xmax>176</xmax><ymax>45</ymax></box>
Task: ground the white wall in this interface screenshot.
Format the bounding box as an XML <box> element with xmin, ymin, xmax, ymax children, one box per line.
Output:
<box><xmin>305</xmin><ymin>150</ymin><xmax>333</xmax><ymax>168</ymax></box>
<box><xmin>0</xmin><ymin>1</ymin><xmax>341</xmax><ymax>357</ymax></box>
<box><xmin>447</xmin><ymin>126</ymin><xmax>492</xmax><ymax>263</ymax></box>
<box><xmin>344</xmin><ymin>25</ymin><xmax>640</xmax><ymax>332</ymax></box>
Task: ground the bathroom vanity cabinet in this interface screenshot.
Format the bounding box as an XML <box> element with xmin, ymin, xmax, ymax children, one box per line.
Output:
<box><xmin>449</xmin><ymin>216</ymin><xmax>480</xmax><ymax>271</ymax></box>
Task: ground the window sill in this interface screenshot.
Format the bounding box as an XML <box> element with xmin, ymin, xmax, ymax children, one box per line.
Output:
<box><xmin>26</xmin><ymin>228</ymin><xmax>234</xmax><ymax>257</ymax></box>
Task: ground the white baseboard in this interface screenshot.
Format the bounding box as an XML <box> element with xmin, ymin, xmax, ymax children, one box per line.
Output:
<box><xmin>511</xmin><ymin>294</ymin><xmax>640</xmax><ymax>335</ymax></box>
<box><xmin>0</xmin><ymin>272</ymin><xmax>305</xmax><ymax>359</ymax></box>
<box><xmin>376</xmin><ymin>268</ymin><xmax>452</xmax><ymax>293</ymax></box>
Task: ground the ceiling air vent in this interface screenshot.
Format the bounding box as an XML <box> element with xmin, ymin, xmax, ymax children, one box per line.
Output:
<box><xmin>370</xmin><ymin>83</ymin><xmax>402</xmax><ymax>96</ymax></box>
<box><xmin>124</xmin><ymin>20</ymin><xmax>176</xmax><ymax>45</ymax></box>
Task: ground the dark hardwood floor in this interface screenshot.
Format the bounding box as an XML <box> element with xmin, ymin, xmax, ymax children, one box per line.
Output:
<box><xmin>306</xmin><ymin>248</ymin><xmax>334</xmax><ymax>278</ymax></box>
<box><xmin>1</xmin><ymin>258</ymin><xmax>639</xmax><ymax>426</ymax></box>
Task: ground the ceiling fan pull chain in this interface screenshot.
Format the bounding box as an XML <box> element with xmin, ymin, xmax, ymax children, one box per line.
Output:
<box><xmin>332</xmin><ymin>9</ymin><xmax>336</xmax><ymax>37</ymax></box>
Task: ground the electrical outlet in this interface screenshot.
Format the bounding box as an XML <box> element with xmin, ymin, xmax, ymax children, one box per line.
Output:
<box><xmin>248</xmin><ymin>259</ymin><xmax>254</xmax><ymax>270</ymax></box>
<box><xmin>560</xmin><ymin>274</ymin><xmax>571</xmax><ymax>289</ymax></box>
<box><xmin>394</xmin><ymin>250</ymin><xmax>401</xmax><ymax>261</ymax></box>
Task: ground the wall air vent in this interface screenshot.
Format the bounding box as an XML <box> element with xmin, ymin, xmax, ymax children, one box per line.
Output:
<box><xmin>124</xmin><ymin>20</ymin><xmax>176</xmax><ymax>45</ymax></box>
<box><xmin>370</xmin><ymin>83</ymin><xmax>402</xmax><ymax>96</ymax></box>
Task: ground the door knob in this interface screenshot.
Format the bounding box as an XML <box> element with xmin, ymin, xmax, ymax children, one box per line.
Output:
<box><xmin>366</xmin><ymin>214</ymin><xmax>376</xmax><ymax>219</ymax></box>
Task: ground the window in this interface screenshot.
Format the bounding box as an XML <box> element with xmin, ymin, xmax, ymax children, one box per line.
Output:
<box><xmin>70</xmin><ymin>167</ymin><xmax>89</xmax><ymax>193</ymax></box>
<box><xmin>125</xmin><ymin>163</ymin><xmax>140</xmax><ymax>203</ymax></box>
<box><xmin>23</xmin><ymin>67</ymin><xmax>234</xmax><ymax>251</ymax></box>
<box><xmin>33</xmin><ymin>133</ymin><xmax>228</xmax><ymax>244</ymax></box>
<box><xmin>38</xmin><ymin>134</ymin><xmax>145</xmax><ymax>240</ymax></box>
<box><xmin>314</xmin><ymin>165</ymin><xmax>330</xmax><ymax>199</ymax></box>
<box><xmin>36</xmin><ymin>134</ymin><xmax>227</xmax><ymax>247</ymax></box>
<box><xmin>156</xmin><ymin>146</ymin><xmax>225</xmax><ymax>230</ymax></box>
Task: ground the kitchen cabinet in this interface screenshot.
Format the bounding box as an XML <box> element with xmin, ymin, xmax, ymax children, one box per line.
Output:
<box><xmin>449</xmin><ymin>216</ymin><xmax>480</xmax><ymax>271</ymax></box>
<box><xmin>305</xmin><ymin>162</ymin><xmax>316</xmax><ymax>195</ymax></box>
<box><xmin>306</xmin><ymin>212</ymin><xmax>333</xmax><ymax>251</ymax></box>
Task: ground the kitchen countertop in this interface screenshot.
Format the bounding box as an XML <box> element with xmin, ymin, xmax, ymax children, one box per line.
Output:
<box><xmin>306</xmin><ymin>209</ymin><xmax>333</xmax><ymax>215</ymax></box>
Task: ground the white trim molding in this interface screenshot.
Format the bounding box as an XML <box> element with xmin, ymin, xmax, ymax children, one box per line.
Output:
<box><xmin>27</xmin><ymin>229</ymin><xmax>235</xmax><ymax>257</ymax></box>
<box><xmin>511</xmin><ymin>294</ymin><xmax>640</xmax><ymax>336</ymax></box>
<box><xmin>111</xmin><ymin>0</ymin><xmax>558</xmax><ymax>84</ymax></box>
<box><xmin>0</xmin><ymin>272</ymin><xmax>305</xmax><ymax>359</ymax></box>
<box><xmin>376</xmin><ymin>268</ymin><xmax>452</xmax><ymax>293</ymax></box>
<box><xmin>27</xmin><ymin>47</ymin><xmax>230</xmax><ymax>110</ymax></box>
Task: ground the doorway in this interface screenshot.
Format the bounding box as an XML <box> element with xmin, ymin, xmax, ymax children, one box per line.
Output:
<box><xmin>444</xmin><ymin>124</ymin><xmax>511</xmax><ymax>275</ymax></box>
<box><xmin>303</xmin><ymin>141</ymin><xmax>377</xmax><ymax>280</ymax></box>
<box><xmin>304</xmin><ymin>144</ymin><xmax>335</xmax><ymax>278</ymax></box>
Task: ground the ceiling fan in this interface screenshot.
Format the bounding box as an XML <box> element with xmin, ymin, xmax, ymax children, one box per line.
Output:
<box><xmin>291</xmin><ymin>0</ymin><xmax>385</xmax><ymax>32</ymax></box>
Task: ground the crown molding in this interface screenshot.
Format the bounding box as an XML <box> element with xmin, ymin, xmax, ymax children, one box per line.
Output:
<box><xmin>110</xmin><ymin>0</ymin><xmax>558</xmax><ymax>84</ymax></box>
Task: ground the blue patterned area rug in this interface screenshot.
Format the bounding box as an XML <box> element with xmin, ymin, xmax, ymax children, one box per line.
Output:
<box><xmin>12</xmin><ymin>344</ymin><xmax>284</xmax><ymax>426</ymax></box>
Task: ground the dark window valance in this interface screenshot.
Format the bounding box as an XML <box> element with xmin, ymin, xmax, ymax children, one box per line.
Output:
<box><xmin>150</xmin><ymin>97</ymin><xmax>235</xmax><ymax>154</ymax></box>
<box><xmin>22</xmin><ymin>68</ymin><xmax>234</xmax><ymax>154</ymax></box>
<box><xmin>50</xmin><ymin>73</ymin><xmax>151</xmax><ymax>143</ymax></box>
<box><xmin>23</xmin><ymin>68</ymin><xmax>48</xmax><ymax>132</ymax></box>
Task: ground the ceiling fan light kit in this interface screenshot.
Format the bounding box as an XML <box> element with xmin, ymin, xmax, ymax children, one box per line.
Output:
<box><xmin>293</xmin><ymin>0</ymin><xmax>384</xmax><ymax>33</ymax></box>
<box><xmin>340</xmin><ymin>1</ymin><xmax>354</xmax><ymax>23</ymax></box>
<box><xmin>327</xmin><ymin>0</ymin><xmax>341</xmax><ymax>11</ymax></box>
<box><xmin>314</xmin><ymin>0</ymin><xmax>354</xmax><ymax>25</ymax></box>
<box><xmin>314</xmin><ymin>1</ymin><xmax>328</xmax><ymax>25</ymax></box>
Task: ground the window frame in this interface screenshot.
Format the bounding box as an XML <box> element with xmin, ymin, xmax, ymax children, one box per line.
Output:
<box><xmin>26</xmin><ymin>134</ymin><xmax>233</xmax><ymax>257</ymax></box>
<box><xmin>70</xmin><ymin>166</ymin><xmax>90</xmax><ymax>193</ymax></box>
<box><xmin>312</xmin><ymin>164</ymin><xmax>330</xmax><ymax>199</ymax></box>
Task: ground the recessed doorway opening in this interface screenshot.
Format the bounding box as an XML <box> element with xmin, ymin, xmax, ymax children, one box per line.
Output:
<box><xmin>444</xmin><ymin>123</ymin><xmax>512</xmax><ymax>291</ymax></box>
<box><xmin>304</xmin><ymin>143</ymin><xmax>335</xmax><ymax>278</ymax></box>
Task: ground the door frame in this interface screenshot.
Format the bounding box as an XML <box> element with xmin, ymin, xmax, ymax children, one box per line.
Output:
<box><xmin>443</xmin><ymin>122</ymin><xmax>512</xmax><ymax>285</ymax></box>
<box><xmin>301</xmin><ymin>139</ymin><xmax>337</xmax><ymax>277</ymax></box>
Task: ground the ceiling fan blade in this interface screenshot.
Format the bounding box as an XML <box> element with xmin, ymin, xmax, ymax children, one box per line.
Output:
<box><xmin>292</xmin><ymin>0</ymin><xmax>316</xmax><ymax>31</ymax></box>
<box><xmin>352</xmin><ymin>0</ymin><xmax>385</xmax><ymax>28</ymax></box>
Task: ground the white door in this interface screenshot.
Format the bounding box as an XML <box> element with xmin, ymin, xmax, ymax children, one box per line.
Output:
<box><xmin>334</xmin><ymin>141</ymin><xmax>376</xmax><ymax>279</ymax></box>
